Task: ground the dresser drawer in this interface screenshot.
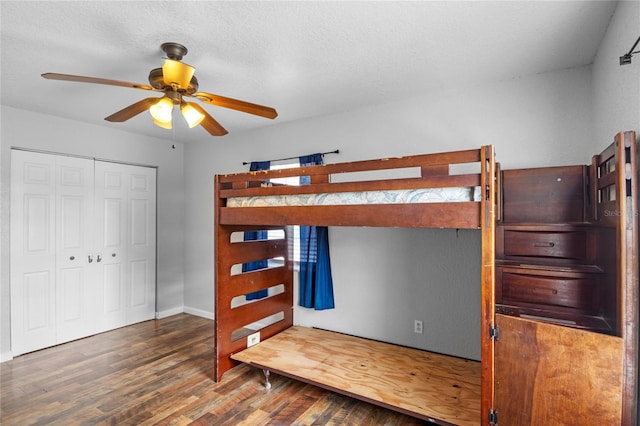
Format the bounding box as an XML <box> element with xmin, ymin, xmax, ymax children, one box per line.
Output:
<box><xmin>503</xmin><ymin>230</ymin><xmax>587</xmax><ymax>260</ymax></box>
<box><xmin>500</xmin><ymin>270</ymin><xmax>598</xmax><ymax>313</ymax></box>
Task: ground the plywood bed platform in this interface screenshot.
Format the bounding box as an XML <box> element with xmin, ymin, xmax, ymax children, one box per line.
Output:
<box><xmin>231</xmin><ymin>326</ymin><xmax>481</xmax><ymax>426</ymax></box>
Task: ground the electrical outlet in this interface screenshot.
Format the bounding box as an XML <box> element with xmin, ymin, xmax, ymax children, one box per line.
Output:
<box><xmin>414</xmin><ymin>320</ymin><xmax>423</xmax><ymax>334</ymax></box>
<box><xmin>247</xmin><ymin>331</ymin><xmax>261</xmax><ymax>347</ymax></box>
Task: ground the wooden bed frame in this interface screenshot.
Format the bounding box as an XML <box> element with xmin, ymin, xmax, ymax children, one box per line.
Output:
<box><xmin>214</xmin><ymin>146</ymin><xmax>496</xmax><ymax>424</ymax></box>
<box><xmin>214</xmin><ymin>135</ymin><xmax>638</xmax><ymax>425</ymax></box>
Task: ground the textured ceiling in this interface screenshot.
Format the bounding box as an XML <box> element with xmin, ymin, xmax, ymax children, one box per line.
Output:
<box><xmin>1</xmin><ymin>1</ymin><xmax>617</xmax><ymax>143</ymax></box>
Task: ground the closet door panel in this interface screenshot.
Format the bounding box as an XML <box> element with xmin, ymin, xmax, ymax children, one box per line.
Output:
<box><xmin>25</xmin><ymin>196</ymin><xmax>51</xmax><ymax>252</ymax></box>
<box><xmin>126</xmin><ymin>166</ymin><xmax>156</xmax><ymax>324</ymax></box>
<box><xmin>94</xmin><ymin>161</ymin><xmax>156</xmax><ymax>327</ymax></box>
<box><xmin>10</xmin><ymin>151</ymin><xmax>57</xmax><ymax>355</ymax></box>
<box><xmin>55</xmin><ymin>156</ymin><xmax>96</xmax><ymax>343</ymax></box>
<box><xmin>102</xmin><ymin>263</ymin><xmax>124</xmax><ymax>323</ymax></box>
<box><xmin>22</xmin><ymin>271</ymin><xmax>55</xmax><ymax>346</ymax></box>
<box><xmin>94</xmin><ymin>162</ymin><xmax>128</xmax><ymax>331</ymax></box>
<box><xmin>58</xmin><ymin>267</ymin><xmax>83</xmax><ymax>325</ymax></box>
<box><xmin>130</xmin><ymin>260</ymin><xmax>149</xmax><ymax>308</ymax></box>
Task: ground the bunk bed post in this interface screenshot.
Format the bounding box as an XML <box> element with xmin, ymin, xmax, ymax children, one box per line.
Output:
<box><xmin>214</xmin><ymin>174</ymin><xmax>228</xmax><ymax>382</ymax></box>
<box><xmin>617</xmin><ymin>131</ymin><xmax>638</xmax><ymax>426</ymax></box>
<box><xmin>480</xmin><ymin>145</ymin><xmax>496</xmax><ymax>425</ymax></box>
<box><xmin>213</xmin><ymin>222</ymin><xmax>232</xmax><ymax>382</ymax></box>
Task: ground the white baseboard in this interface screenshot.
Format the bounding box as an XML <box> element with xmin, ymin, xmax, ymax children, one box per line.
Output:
<box><xmin>1</xmin><ymin>351</ymin><xmax>14</xmax><ymax>363</ymax></box>
<box><xmin>183</xmin><ymin>306</ymin><xmax>215</xmax><ymax>320</ymax></box>
<box><xmin>155</xmin><ymin>306</ymin><xmax>184</xmax><ymax>319</ymax></box>
<box><xmin>154</xmin><ymin>306</ymin><xmax>215</xmax><ymax>320</ymax></box>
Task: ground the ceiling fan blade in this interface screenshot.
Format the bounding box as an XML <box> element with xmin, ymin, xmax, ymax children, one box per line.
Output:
<box><xmin>104</xmin><ymin>98</ymin><xmax>159</xmax><ymax>122</ymax></box>
<box><xmin>189</xmin><ymin>103</ymin><xmax>228</xmax><ymax>136</ymax></box>
<box><xmin>42</xmin><ymin>73</ymin><xmax>155</xmax><ymax>91</ymax></box>
<box><xmin>192</xmin><ymin>92</ymin><xmax>278</xmax><ymax>119</ymax></box>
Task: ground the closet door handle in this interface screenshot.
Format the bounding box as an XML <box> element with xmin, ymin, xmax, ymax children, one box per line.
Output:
<box><xmin>97</xmin><ymin>254</ymin><xmax>102</xmax><ymax>263</ymax></box>
<box><xmin>88</xmin><ymin>255</ymin><xmax>93</xmax><ymax>263</ymax></box>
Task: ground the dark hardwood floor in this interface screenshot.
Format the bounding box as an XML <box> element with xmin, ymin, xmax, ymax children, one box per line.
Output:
<box><xmin>1</xmin><ymin>314</ymin><xmax>425</xmax><ymax>425</ymax></box>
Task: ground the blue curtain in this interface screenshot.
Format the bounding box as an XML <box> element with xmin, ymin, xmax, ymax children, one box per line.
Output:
<box><xmin>243</xmin><ymin>160</ymin><xmax>270</xmax><ymax>300</ymax></box>
<box><xmin>299</xmin><ymin>154</ymin><xmax>335</xmax><ymax>310</ymax></box>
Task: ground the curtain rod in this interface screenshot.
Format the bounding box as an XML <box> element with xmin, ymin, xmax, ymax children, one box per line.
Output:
<box><xmin>620</xmin><ymin>35</ymin><xmax>640</xmax><ymax>65</ymax></box>
<box><xmin>242</xmin><ymin>149</ymin><xmax>340</xmax><ymax>165</ymax></box>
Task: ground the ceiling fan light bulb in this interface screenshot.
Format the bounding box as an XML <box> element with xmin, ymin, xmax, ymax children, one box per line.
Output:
<box><xmin>162</xmin><ymin>59</ymin><xmax>195</xmax><ymax>89</ymax></box>
<box><xmin>149</xmin><ymin>97</ymin><xmax>174</xmax><ymax>123</ymax></box>
<box><xmin>152</xmin><ymin>118</ymin><xmax>172</xmax><ymax>129</ymax></box>
<box><xmin>181</xmin><ymin>103</ymin><xmax>205</xmax><ymax>128</ymax></box>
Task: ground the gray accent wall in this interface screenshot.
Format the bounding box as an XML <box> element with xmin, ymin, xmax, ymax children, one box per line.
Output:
<box><xmin>184</xmin><ymin>65</ymin><xmax>594</xmax><ymax>361</ymax></box>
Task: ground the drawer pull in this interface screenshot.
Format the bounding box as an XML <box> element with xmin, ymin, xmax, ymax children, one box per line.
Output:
<box><xmin>533</xmin><ymin>242</ymin><xmax>555</xmax><ymax>248</ymax></box>
<box><xmin>533</xmin><ymin>287</ymin><xmax>559</xmax><ymax>295</ymax></box>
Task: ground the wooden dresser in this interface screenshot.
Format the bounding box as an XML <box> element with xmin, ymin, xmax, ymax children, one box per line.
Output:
<box><xmin>496</xmin><ymin>165</ymin><xmax>617</xmax><ymax>334</ymax></box>
<box><xmin>494</xmin><ymin>132</ymin><xmax>637</xmax><ymax>425</ymax></box>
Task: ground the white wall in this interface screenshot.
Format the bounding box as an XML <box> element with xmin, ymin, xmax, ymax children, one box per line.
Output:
<box><xmin>184</xmin><ymin>65</ymin><xmax>593</xmax><ymax>361</ymax></box>
<box><xmin>592</xmin><ymin>0</ymin><xmax>639</xmax><ymax>147</ymax></box>
<box><xmin>0</xmin><ymin>106</ymin><xmax>186</xmax><ymax>360</ymax></box>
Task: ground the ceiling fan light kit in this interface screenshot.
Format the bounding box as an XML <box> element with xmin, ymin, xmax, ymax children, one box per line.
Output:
<box><xmin>149</xmin><ymin>96</ymin><xmax>174</xmax><ymax>124</ymax></box>
<box><xmin>180</xmin><ymin>102</ymin><xmax>205</xmax><ymax>128</ymax></box>
<box><xmin>162</xmin><ymin>59</ymin><xmax>195</xmax><ymax>89</ymax></box>
<box><xmin>152</xmin><ymin>117</ymin><xmax>172</xmax><ymax>130</ymax></box>
<box><xmin>41</xmin><ymin>42</ymin><xmax>277</xmax><ymax>137</ymax></box>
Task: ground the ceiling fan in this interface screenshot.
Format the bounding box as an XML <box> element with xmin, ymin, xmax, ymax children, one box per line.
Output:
<box><xmin>41</xmin><ymin>42</ymin><xmax>278</xmax><ymax>136</ymax></box>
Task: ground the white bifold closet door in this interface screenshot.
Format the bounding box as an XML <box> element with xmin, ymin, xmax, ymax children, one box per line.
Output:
<box><xmin>10</xmin><ymin>150</ymin><xmax>156</xmax><ymax>356</ymax></box>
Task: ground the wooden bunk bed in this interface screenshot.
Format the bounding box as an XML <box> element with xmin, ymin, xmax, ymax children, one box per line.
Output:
<box><xmin>214</xmin><ymin>133</ymin><xmax>638</xmax><ymax>425</ymax></box>
<box><xmin>214</xmin><ymin>146</ymin><xmax>496</xmax><ymax>425</ymax></box>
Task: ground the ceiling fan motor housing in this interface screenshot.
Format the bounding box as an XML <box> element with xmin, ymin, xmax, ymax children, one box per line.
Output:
<box><xmin>148</xmin><ymin>68</ymin><xmax>199</xmax><ymax>94</ymax></box>
<box><xmin>161</xmin><ymin>42</ymin><xmax>188</xmax><ymax>61</ymax></box>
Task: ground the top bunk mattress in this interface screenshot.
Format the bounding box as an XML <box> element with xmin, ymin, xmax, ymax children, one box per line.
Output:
<box><xmin>226</xmin><ymin>186</ymin><xmax>482</xmax><ymax>208</ymax></box>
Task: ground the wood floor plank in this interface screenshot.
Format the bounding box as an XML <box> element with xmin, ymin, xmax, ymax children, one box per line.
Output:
<box><xmin>1</xmin><ymin>314</ymin><xmax>424</xmax><ymax>425</ymax></box>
